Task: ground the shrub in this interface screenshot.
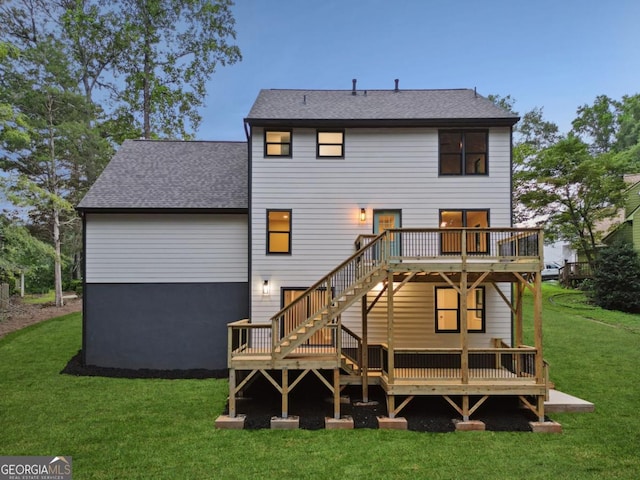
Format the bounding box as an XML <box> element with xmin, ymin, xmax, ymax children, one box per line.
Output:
<box><xmin>591</xmin><ymin>240</ymin><xmax>640</xmax><ymax>313</ymax></box>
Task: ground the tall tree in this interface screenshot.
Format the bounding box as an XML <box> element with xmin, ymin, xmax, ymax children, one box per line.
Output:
<box><xmin>0</xmin><ymin>38</ymin><xmax>104</xmax><ymax>305</ymax></box>
<box><xmin>115</xmin><ymin>0</ymin><xmax>241</xmax><ymax>138</ymax></box>
<box><xmin>571</xmin><ymin>95</ymin><xmax>621</xmax><ymax>154</ymax></box>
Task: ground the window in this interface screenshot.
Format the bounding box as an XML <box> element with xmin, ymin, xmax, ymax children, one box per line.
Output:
<box><xmin>440</xmin><ymin>209</ymin><xmax>489</xmax><ymax>254</ymax></box>
<box><xmin>317</xmin><ymin>131</ymin><xmax>344</xmax><ymax>158</ymax></box>
<box><xmin>265</xmin><ymin>130</ymin><xmax>292</xmax><ymax>157</ymax></box>
<box><xmin>267</xmin><ymin>210</ymin><xmax>291</xmax><ymax>254</ymax></box>
<box><xmin>439</xmin><ymin>130</ymin><xmax>488</xmax><ymax>175</ymax></box>
<box><xmin>435</xmin><ymin>286</ymin><xmax>485</xmax><ymax>333</ymax></box>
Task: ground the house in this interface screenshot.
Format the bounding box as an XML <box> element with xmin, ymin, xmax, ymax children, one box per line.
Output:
<box><xmin>80</xmin><ymin>82</ymin><xmax>553</xmax><ymax>428</ymax></box>
<box><xmin>603</xmin><ymin>174</ymin><xmax>640</xmax><ymax>251</ymax></box>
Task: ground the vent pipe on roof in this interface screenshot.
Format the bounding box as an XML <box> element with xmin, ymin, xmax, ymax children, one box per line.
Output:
<box><xmin>352</xmin><ymin>78</ymin><xmax>357</xmax><ymax>95</ymax></box>
<box><xmin>474</xmin><ymin>87</ymin><xmax>477</xmax><ymax>98</ymax></box>
<box><xmin>303</xmin><ymin>94</ymin><xmax>306</xmax><ymax>105</ymax></box>
<box><xmin>394</xmin><ymin>79</ymin><xmax>399</xmax><ymax>92</ymax></box>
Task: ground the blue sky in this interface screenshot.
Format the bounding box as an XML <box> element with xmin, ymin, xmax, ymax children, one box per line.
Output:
<box><xmin>199</xmin><ymin>0</ymin><xmax>640</xmax><ymax>141</ymax></box>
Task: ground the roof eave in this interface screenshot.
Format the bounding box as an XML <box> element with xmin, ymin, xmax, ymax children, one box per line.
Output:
<box><xmin>244</xmin><ymin>117</ymin><xmax>520</xmax><ymax>128</ymax></box>
<box><xmin>77</xmin><ymin>207</ymin><xmax>248</xmax><ymax>214</ymax></box>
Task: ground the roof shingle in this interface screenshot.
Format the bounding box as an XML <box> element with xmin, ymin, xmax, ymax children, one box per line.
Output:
<box><xmin>78</xmin><ymin>140</ymin><xmax>247</xmax><ymax>210</ymax></box>
<box><xmin>246</xmin><ymin>88</ymin><xmax>519</xmax><ymax>124</ymax></box>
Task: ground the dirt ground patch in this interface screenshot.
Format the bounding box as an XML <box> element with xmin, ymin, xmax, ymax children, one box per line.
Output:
<box><xmin>0</xmin><ymin>295</ymin><xmax>82</xmax><ymax>340</ymax></box>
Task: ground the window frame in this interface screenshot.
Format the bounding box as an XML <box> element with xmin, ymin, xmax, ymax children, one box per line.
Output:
<box><xmin>316</xmin><ymin>130</ymin><xmax>345</xmax><ymax>158</ymax></box>
<box><xmin>435</xmin><ymin>286</ymin><xmax>486</xmax><ymax>333</ymax></box>
<box><xmin>438</xmin><ymin>130</ymin><xmax>489</xmax><ymax>176</ymax></box>
<box><xmin>266</xmin><ymin>209</ymin><xmax>292</xmax><ymax>255</ymax></box>
<box><xmin>264</xmin><ymin>130</ymin><xmax>292</xmax><ymax>158</ymax></box>
<box><xmin>439</xmin><ymin>209</ymin><xmax>490</xmax><ymax>255</ymax></box>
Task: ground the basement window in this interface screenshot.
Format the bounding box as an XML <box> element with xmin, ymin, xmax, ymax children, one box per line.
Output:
<box><xmin>435</xmin><ymin>286</ymin><xmax>485</xmax><ymax>333</ymax></box>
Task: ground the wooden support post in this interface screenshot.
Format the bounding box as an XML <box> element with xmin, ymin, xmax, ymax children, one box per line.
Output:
<box><xmin>388</xmin><ymin>395</ymin><xmax>396</xmax><ymax>419</ymax></box>
<box><xmin>462</xmin><ymin>395</ymin><xmax>470</xmax><ymax>421</ymax></box>
<box><xmin>460</xmin><ymin>271</ymin><xmax>469</xmax><ymax>385</ymax></box>
<box><xmin>537</xmin><ymin>394</ymin><xmax>545</xmax><ymax>423</ymax></box>
<box><xmin>333</xmin><ymin>368</ymin><xmax>340</xmax><ymax>419</ymax></box>
<box><xmin>516</xmin><ymin>282</ymin><xmax>524</xmax><ymax>346</ymax></box>
<box><xmin>534</xmin><ymin>272</ymin><xmax>544</xmax><ymax>385</ymax></box>
<box><xmin>229</xmin><ymin>369</ymin><xmax>236</xmax><ymax>418</ymax></box>
<box><xmin>362</xmin><ymin>295</ymin><xmax>369</xmax><ymax>403</ymax></box>
<box><xmin>282</xmin><ymin>368</ymin><xmax>289</xmax><ymax>419</ymax></box>
<box><xmin>387</xmin><ymin>270</ymin><xmax>395</xmax><ymax>384</ymax></box>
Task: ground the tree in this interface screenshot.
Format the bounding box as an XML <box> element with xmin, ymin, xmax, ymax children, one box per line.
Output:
<box><xmin>0</xmin><ymin>37</ymin><xmax>103</xmax><ymax>306</ymax></box>
<box><xmin>516</xmin><ymin>136</ymin><xmax>628</xmax><ymax>269</ymax></box>
<box><xmin>114</xmin><ymin>0</ymin><xmax>242</xmax><ymax>138</ymax></box>
<box><xmin>572</xmin><ymin>95</ymin><xmax>621</xmax><ymax>154</ymax></box>
<box><xmin>0</xmin><ymin>217</ymin><xmax>56</xmax><ymax>294</ymax></box>
<box><xmin>590</xmin><ymin>240</ymin><xmax>640</xmax><ymax>313</ymax></box>
<box><xmin>615</xmin><ymin>94</ymin><xmax>640</xmax><ymax>152</ymax></box>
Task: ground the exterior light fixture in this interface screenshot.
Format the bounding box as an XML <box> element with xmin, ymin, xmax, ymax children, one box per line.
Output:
<box><xmin>262</xmin><ymin>280</ymin><xmax>270</xmax><ymax>295</ymax></box>
<box><xmin>360</xmin><ymin>208</ymin><xmax>367</xmax><ymax>222</ymax></box>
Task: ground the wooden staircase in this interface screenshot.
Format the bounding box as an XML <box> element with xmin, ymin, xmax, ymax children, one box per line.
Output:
<box><xmin>273</xmin><ymin>269</ymin><xmax>385</xmax><ymax>358</ymax></box>
<box><xmin>270</xmin><ymin>232</ymin><xmax>389</xmax><ymax>360</ymax></box>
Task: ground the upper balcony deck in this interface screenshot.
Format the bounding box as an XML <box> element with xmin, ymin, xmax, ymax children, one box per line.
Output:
<box><xmin>355</xmin><ymin>228</ymin><xmax>543</xmax><ymax>278</ymax></box>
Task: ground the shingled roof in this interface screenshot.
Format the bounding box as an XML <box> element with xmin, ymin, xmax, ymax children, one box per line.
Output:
<box><xmin>78</xmin><ymin>140</ymin><xmax>247</xmax><ymax>211</ymax></box>
<box><xmin>246</xmin><ymin>88</ymin><xmax>519</xmax><ymax>127</ymax></box>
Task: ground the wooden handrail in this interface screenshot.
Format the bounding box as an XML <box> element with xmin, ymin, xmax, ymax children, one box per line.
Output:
<box><xmin>269</xmin><ymin>230</ymin><xmax>388</xmax><ymax>326</ymax></box>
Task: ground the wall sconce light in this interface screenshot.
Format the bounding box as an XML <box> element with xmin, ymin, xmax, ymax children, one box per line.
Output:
<box><xmin>262</xmin><ymin>280</ymin><xmax>270</xmax><ymax>295</ymax></box>
<box><xmin>360</xmin><ymin>208</ymin><xmax>367</xmax><ymax>222</ymax></box>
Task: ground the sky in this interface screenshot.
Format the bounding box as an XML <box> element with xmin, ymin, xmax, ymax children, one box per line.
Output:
<box><xmin>198</xmin><ymin>0</ymin><xmax>640</xmax><ymax>141</ymax></box>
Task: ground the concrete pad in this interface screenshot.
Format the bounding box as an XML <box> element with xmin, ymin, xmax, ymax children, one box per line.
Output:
<box><xmin>270</xmin><ymin>416</ymin><xmax>299</xmax><ymax>430</ymax></box>
<box><xmin>214</xmin><ymin>415</ymin><xmax>246</xmax><ymax>430</ymax></box>
<box><xmin>452</xmin><ymin>419</ymin><xmax>486</xmax><ymax>431</ymax></box>
<box><xmin>530</xmin><ymin>421</ymin><xmax>563</xmax><ymax>433</ymax></box>
<box><xmin>377</xmin><ymin>416</ymin><xmax>408</xmax><ymax>430</ymax></box>
<box><xmin>325</xmin><ymin>416</ymin><xmax>354</xmax><ymax>430</ymax></box>
<box><xmin>545</xmin><ymin>389</ymin><xmax>594</xmax><ymax>413</ymax></box>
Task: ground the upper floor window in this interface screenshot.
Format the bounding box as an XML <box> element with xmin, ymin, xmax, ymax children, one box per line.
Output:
<box><xmin>267</xmin><ymin>210</ymin><xmax>292</xmax><ymax>254</ymax></box>
<box><xmin>439</xmin><ymin>130</ymin><xmax>488</xmax><ymax>175</ymax></box>
<box><xmin>317</xmin><ymin>131</ymin><xmax>344</xmax><ymax>158</ymax></box>
<box><xmin>265</xmin><ymin>130</ymin><xmax>292</xmax><ymax>157</ymax></box>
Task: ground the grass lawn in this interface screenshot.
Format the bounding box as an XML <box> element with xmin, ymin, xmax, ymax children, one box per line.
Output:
<box><xmin>1</xmin><ymin>284</ymin><xmax>639</xmax><ymax>479</ymax></box>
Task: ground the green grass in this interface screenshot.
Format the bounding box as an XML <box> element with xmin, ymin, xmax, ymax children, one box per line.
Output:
<box><xmin>21</xmin><ymin>289</ymin><xmax>55</xmax><ymax>304</ymax></box>
<box><xmin>1</xmin><ymin>284</ymin><xmax>639</xmax><ymax>479</ymax></box>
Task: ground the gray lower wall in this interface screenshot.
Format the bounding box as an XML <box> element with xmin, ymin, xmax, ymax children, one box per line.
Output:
<box><xmin>84</xmin><ymin>282</ymin><xmax>249</xmax><ymax>370</ymax></box>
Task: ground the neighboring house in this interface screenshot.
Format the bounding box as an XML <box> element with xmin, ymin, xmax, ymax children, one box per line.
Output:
<box><xmin>80</xmin><ymin>83</ymin><xmax>552</xmax><ymax>426</ymax></box>
<box><xmin>77</xmin><ymin>141</ymin><xmax>248</xmax><ymax>370</ymax></box>
<box><xmin>603</xmin><ymin>174</ymin><xmax>640</xmax><ymax>251</ymax></box>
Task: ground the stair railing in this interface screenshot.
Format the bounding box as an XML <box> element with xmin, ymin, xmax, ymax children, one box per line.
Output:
<box><xmin>270</xmin><ymin>231</ymin><xmax>388</xmax><ymax>348</ymax></box>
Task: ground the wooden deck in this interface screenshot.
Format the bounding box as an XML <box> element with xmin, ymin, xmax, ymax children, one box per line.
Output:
<box><xmin>225</xmin><ymin>227</ymin><xmax>548</xmax><ymax>423</ymax></box>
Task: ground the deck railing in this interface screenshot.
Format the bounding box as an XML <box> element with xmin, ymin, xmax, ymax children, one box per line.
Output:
<box><xmin>340</xmin><ymin>325</ymin><xmax>362</xmax><ymax>371</ymax></box>
<box><xmin>384</xmin><ymin>228</ymin><xmax>541</xmax><ymax>261</ymax></box>
<box><xmin>380</xmin><ymin>345</ymin><xmax>539</xmax><ymax>382</ymax></box>
<box><xmin>227</xmin><ymin>320</ymin><xmax>272</xmax><ymax>363</ymax></box>
<box><xmin>559</xmin><ymin>261</ymin><xmax>592</xmax><ymax>287</ymax></box>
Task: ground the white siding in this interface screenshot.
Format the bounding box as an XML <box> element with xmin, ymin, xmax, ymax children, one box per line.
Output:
<box><xmin>360</xmin><ymin>282</ymin><xmax>512</xmax><ymax>348</ymax></box>
<box><xmin>86</xmin><ymin>213</ymin><xmax>248</xmax><ymax>283</ymax></box>
<box><xmin>251</xmin><ymin>126</ymin><xmax>513</xmax><ymax>331</ymax></box>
